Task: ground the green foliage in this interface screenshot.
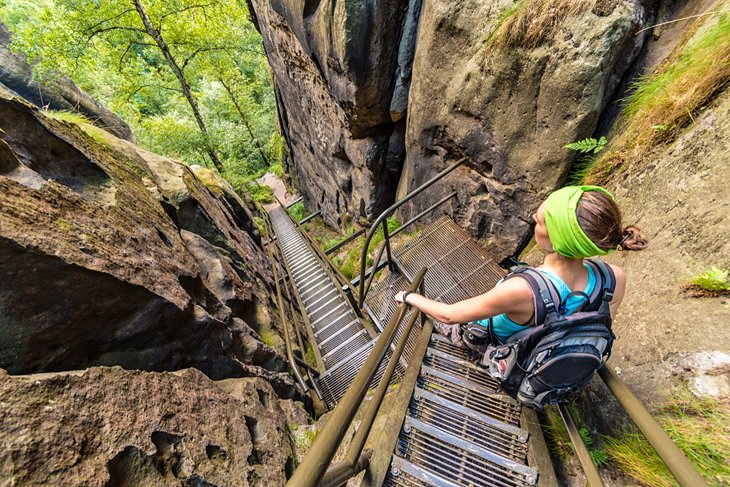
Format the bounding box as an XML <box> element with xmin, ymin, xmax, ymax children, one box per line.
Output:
<box><xmin>289</xmin><ymin>202</ymin><xmax>306</xmax><ymax>222</ymax></box>
<box><xmin>565</xmin><ymin>136</ymin><xmax>607</xmax><ymax>154</ymax></box>
<box><xmin>337</xmin><ymin>217</ymin><xmax>401</xmax><ymax>280</ymax></box>
<box><xmin>604</xmin><ymin>394</ymin><xmax>730</xmax><ymax>486</ymax></box>
<box><xmin>691</xmin><ymin>267</ymin><xmax>730</xmax><ymax>292</ymax></box>
<box><xmin>1</xmin><ymin>0</ymin><xmax>283</xmax><ymax>183</ymax></box>
<box><xmin>245</xmin><ymin>181</ymin><xmax>274</xmax><ymax>204</ymax></box>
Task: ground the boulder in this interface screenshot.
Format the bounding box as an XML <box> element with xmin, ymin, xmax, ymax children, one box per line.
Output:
<box><xmin>398</xmin><ymin>0</ymin><xmax>647</xmax><ymax>257</ymax></box>
<box><xmin>0</xmin><ymin>367</ymin><xmax>297</xmax><ymax>486</ymax></box>
<box><xmin>0</xmin><ymin>23</ymin><xmax>134</xmax><ymax>142</ymax></box>
<box><xmin>0</xmin><ymin>90</ymin><xmax>291</xmax><ymax>393</ymax></box>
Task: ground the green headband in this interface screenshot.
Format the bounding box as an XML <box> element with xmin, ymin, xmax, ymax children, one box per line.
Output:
<box><xmin>543</xmin><ymin>185</ymin><xmax>616</xmax><ymax>259</ymax></box>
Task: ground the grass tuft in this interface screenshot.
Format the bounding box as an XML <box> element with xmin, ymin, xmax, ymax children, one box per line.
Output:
<box><xmin>289</xmin><ymin>201</ymin><xmax>307</xmax><ymax>222</ymax></box>
<box><xmin>336</xmin><ymin>217</ymin><xmax>401</xmax><ymax>280</ymax></box>
<box><xmin>585</xmin><ymin>11</ymin><xmax>730</xmax><ymax>183</ymax></box>
<box><xmin>604</xmin><ymin>393</ymin><xmax>730</xmax><ymax>486</ymax></box>
<box><xmin>489</xmin><ymin>0</ymin><xmax>596</xmax><ymax>49</ymax></box>
<box><xmin>690</xmin><ymin>267</ymin><xmax>730</xmax><ymax>292</ymax></box>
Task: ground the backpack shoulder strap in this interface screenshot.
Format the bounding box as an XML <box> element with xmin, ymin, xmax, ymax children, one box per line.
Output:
<box><xmin>585</xmin><ymin>259</ymin><xmax>616</xmax><ymax>303</ymax></box>
<box><xmin>503</xmin><ymin>267</ymin><xmax>561</xmax><ymax>325</ymax></box>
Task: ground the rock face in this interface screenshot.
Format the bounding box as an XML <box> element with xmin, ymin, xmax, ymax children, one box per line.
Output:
<box><xmin>247</xmin><ymin>0</ymin><xmax>420</xmax><ymax>227</ymax></box>
<box><xmin>0</xmin><ymin>90</ymin><xmax>298</xmax><ymax>399</ymax></box>
<box><xmin>0</xmin><ymin>23</ymin><xmax>134</xmax><ymax>142</ymax></box>
<box><xmin>0</xmin><ymin>367</ymin><xmax>297</xmax><ymax>486</ymax></box>
<box><xmin>398</xmin><ymin>0</ymin><xmax>647</xmax><ymax>257</ymax></box>
<box><xmin>251</xmin><ymin>0</ymin><xmax>652</xmax><ymax>256</ymax></box>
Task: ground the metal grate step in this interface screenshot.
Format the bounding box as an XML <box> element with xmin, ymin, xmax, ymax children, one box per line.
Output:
<box><xmin>395</xmin><ymin>417</ymin><xmax>538</xmax><ymax>486</ymax></box>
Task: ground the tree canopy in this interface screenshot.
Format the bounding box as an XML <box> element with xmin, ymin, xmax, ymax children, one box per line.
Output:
<box><xmin>1</xmin><ymin>0</ymin><xmax>282</xmax><ymax>195</ymax></box>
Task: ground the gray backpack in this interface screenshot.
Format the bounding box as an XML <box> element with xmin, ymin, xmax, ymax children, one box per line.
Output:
<box><xmin>472</xmin><ymin>260</ymin><xmax>616</xmax><ymax>409</ymax></box>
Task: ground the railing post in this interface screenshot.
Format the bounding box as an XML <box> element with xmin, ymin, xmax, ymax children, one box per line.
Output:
<box><xmin>357</xmin><ymin>157</ymin><xmax>467</xmax><ymax>307</ymax></box>
<box><xmin>287</xmin><ymin>268</ymin><xmax>428</xmax><ymax>487</ymax></box>
<box><xmin>382</xmin><ymin>220</ymin><xmax>395</xmax><ymax>272</ymax></box>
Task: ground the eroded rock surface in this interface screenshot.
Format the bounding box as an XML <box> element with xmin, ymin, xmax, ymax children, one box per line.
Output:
<box><xmin>0</xmin><ymin>91</ymin><xmax>297</xmax><ymax>398</ymax></box>
<box><xmin>398</xmin><ymin>0</ymin><xmax>647</xmax><ymax>257</ymax></box>
<box><xmin>0</xmin><ymin>367</ymin><xmax>296</xmax><ymax>486</ymax></box>
<box><xmin>247</xmin><ymin>0</ymin><xmax>417</xmax><ymax>227</ymax></box>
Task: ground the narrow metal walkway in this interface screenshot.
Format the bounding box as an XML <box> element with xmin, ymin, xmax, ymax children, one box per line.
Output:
<box><xmin>270</xmin><ymin>206</ymin><xmax>380</xmax><ymax>407</ymax></box>
<box><xmin>366</xmin><ymin>218</ymin><xmax>541</xmax><ymax>486</ymax></box>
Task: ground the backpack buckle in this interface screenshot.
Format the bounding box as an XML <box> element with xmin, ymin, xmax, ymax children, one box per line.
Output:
<box><xmin>539</xmin><ymin>288</ymin><xmax>557</xmax><ymax>313</ymax></box>
<box><xmin>602</xmin><ymin>289</ymin><xmax>614</xmax><ymax>302</ymax></box>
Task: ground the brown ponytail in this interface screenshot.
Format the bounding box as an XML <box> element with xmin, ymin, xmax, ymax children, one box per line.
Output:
<box><xmin>618</xmin><ymin>225</ymin><xmax>648</xmax><ymax>251</ymax></box>
<box><xmin>576</xmin><ymin>191</ymin><xmax>648</xmax><ymax>252</ymax></box>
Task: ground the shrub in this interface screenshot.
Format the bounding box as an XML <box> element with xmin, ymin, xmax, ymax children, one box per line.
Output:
<box><xmin>691</xmin><ymin>267</ymin><xmax>730</xmax><ymax>292</ymax></box>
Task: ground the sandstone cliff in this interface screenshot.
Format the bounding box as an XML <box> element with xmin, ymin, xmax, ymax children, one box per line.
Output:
<box><xmin>248</xmin><ymin>0</ymin><xmax>657</xmax><ymax>256</ymax></box>
<box><xmin>0</xmin><ymin>367</ymin><xmax>303</xmax><ymax>486</ymax></box>
<box><xmin>0</xmin><ymin>90</ymin><xmax>298</xmax><ymax>399</ymax></box>
<box><xmin>247</xmin><ymin>0</ymin><xmax>419</xmax><ymax>227</ymax></box>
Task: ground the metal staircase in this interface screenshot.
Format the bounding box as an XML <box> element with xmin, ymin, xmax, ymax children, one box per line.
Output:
<box><xmin>269</xmin><ymin>206</ymin><xmax>382</xmax><ymax>407</ymax></box>
<box><xmin>361</xmin><ymin>218</ymin><xmax>540</xmax><ymax>486</ymax></box>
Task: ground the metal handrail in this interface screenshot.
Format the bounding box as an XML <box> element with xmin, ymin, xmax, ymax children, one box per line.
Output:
<box><xmin>287</xmin><ymin>267</ymin><xmax>428</xmax><ymax>487</ymax></box>
<box><xmin>269</xmin><ymin>246</ymin><xmax>310</xmax><ymax>398</ymax></box>
<box><xmin>321</xmin><ymin>280</ymin><xmax>425</xmax><ymax>486</ymax></box>
<box><xmin>357</xmin><ymin>158</ymin><xmax>465</xmax><ymax>307</ymax></box>
<box><xmin>559</xmin><ymin>405</ymin><xmax>604</xmax><ymax>487</ymax></box>
<box><xmin>598</xmin><ymin>366</ymin><xmax>709</xmax><ymax>487</ymax></box>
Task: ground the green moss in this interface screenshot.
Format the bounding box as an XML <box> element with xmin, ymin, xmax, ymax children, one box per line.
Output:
<box><xmin>42</xmin><ymin>110</ymin><xmax>113</xmax><ymax>145</ymax></box>
<box><xmin>54</xmin><ymin>217</ymin><xmax>73</xmax><ymax>232</ymax></box>
<box><xmin>295</xmin><ymin>427</ymin><xmax>320</xmax><ymax>453</ymax></box>
<box><xmin>258</xmin><ymin>325</ymin><xmax>279</xmax><ymax>347</ymax></box>
<box><xmin>304</xmin><ymin>342</ymin><xmax>317</xmax><ymax>368</ymax></box>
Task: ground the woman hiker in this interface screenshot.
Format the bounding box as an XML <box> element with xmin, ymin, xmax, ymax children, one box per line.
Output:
<box><xmin>394</xmin><ymin>185</ymin><xmax>648</xmax><ymax>344</ymax></box>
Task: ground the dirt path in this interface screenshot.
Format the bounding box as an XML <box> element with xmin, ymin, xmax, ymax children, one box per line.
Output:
<box><xmin>257</xmin><ymin>172</ymin><xmax>299</xmax><ymax>211</ymax></box>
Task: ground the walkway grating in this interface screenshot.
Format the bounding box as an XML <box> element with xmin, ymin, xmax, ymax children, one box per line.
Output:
<box><xmin>269</xmin><ymin>206</ymin><xmax>376</xmax><ymax>407</ymax></box>
<box><xmin>358</xmin><ymin>217</ymin><xmax>540</xmax><ymax>486</ymax></box>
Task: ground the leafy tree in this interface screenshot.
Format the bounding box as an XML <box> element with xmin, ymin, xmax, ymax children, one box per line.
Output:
<box><xmin>1</xmin><ymin>0</ymin><xmax>280</xmax><ymax>178</ymax></box>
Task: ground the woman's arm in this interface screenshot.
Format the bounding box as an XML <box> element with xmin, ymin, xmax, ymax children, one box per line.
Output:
<box><xmin>394</xmin><ymin>278</ymin><xmax>534</xmax><ymax>324</ymax></box>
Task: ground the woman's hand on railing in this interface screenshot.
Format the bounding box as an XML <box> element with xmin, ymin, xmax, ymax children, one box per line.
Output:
<box><xmin>394</xmin><ymin>291</ymin><xmax>420</xmax><ymax>305</ymax></box>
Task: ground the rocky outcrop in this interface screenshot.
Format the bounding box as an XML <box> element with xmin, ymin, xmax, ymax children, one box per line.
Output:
<box><xmin>0</xmin><ymin>90</ymin><xmax>299</xmax><ymax>399</ymax></box>
<box><xmin>0</xmin><ymin>23</ymin><xmax>134</xmax><ymax>142</ymax></box>
<box><xmin>247</xmin><ymin>0</ymin><xmax>419</xmax><ymax>227</ymax></box>
<box><xmin>0</xmin><ymin>367</ymin><xmax>299</xmax><ymax>486</ymax></box>
<box><xmin>398</xmin><ymin>0</ymin><xmax>648</xmax><ymax>257</ymax></box>
<box><xmin>251</xmin><ymin>0</ymin><xmax>656</xmax><ymax>256</ymax></box>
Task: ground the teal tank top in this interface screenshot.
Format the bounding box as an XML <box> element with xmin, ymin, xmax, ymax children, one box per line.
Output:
<box><xmin>476</xmin><ymin>264</ymin><xmax>597</xmax><ymax>341</ymax></box>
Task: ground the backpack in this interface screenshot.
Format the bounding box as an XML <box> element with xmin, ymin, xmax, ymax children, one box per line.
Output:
<box><xmin>472</xmin><ymin>260</ymin><xmax>616</xmax><ymax>409</ymax></box>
